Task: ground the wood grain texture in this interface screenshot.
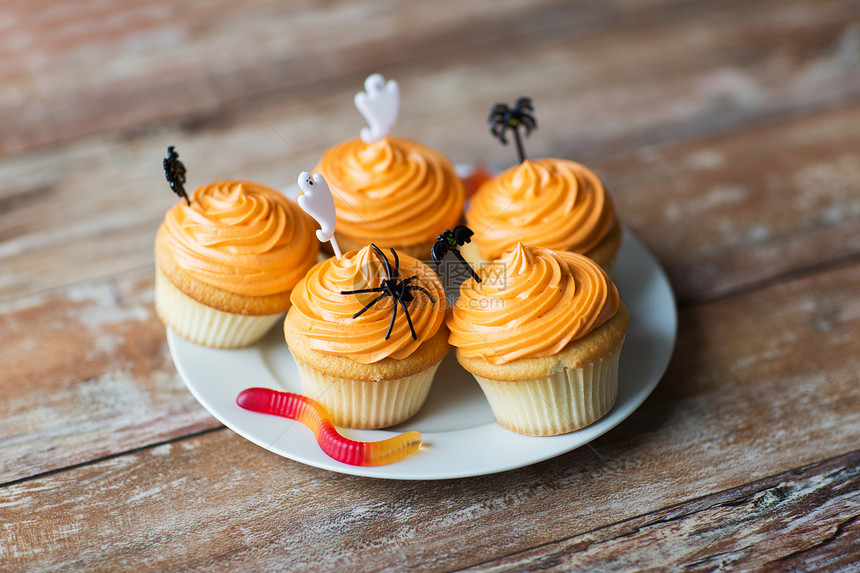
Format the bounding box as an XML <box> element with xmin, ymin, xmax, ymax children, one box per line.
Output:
<box><xmin>0</xmin><ymin>0</ymin><xmax>599</xmax><ymax>153</ymax></box>
<box><xmin>463</xmin><ymin>451</ymin><xmax>860</xmax><ymax>572</ymax></box>
<box><xmin>607</xmin><ymin>101</ymin><xmax>860</xmax><ymax>304</ymax></box>
<box><xmin>3</xmin><ymin>0</ymin><xmax>860</xmax><ymax>568</ymax></box>
<box><xmin>0</xmin><ymin>270</ymin><xmax>218</xmax><ymax>484</ymax></box>
<box><xmin>3</xmin><ymin>256</ymin><xmax>859</xmax><ymax>570</ymax></box>
<box><xmin>3</xmin><ymin>0</ymin><xmax>858</xmax><ymax>155</ymax></box>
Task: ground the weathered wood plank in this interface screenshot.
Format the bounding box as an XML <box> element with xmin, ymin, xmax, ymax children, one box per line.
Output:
<box><xmin>2</xmin><ymin>256</ymin><xmax>859</xmax><ymax>570</ymax></box>
<box><xmin>461</xmin><ymin>451</ymin><xmax>860</xmax><ymax>572</ymax></box>
<box><xmin>3</xmin><ymin>0</ymin><xmax>859</xmax><ymax>155</ymax></box>
<box><xmin>606</xmin><ymin>101</ymin><xmax>860</xmax><ymax>304</ymax></box>
<box><xmin>3</xmin><ymin>0</ymin><xmax>858</xmax><ymax>568</ymax></box>
<box><xmin>0</xmin><ymin>269</ymin><xmax>219</xmax><ymax>484</ymax></box>
<box><xmin>0</xmin><ymin>0</ymin><xmax>603</xmax><ymax>153</ymax></box>
<box><xmin>420</xmin><ymin>0</ymin><xmax>860</xmax><ymax>167</ymax></box>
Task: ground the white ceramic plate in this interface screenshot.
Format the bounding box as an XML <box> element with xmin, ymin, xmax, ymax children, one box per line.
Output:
<box><xmin>168</xmin><ymin>230</ymin><xmax>676</xmax><ymax>480</ymax></box>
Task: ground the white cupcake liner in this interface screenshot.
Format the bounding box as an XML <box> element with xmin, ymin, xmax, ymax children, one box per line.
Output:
<box><xmin>472</xmin><ymin>344</ymin><xmax>622</xmax><ymax>436</ymax></box>
<box><xmin>155</xmin><ymin>267</ymin><xmax>283</xmax><ymax>349</ymax></box>
<box><xmin>291</xmin><ymin>357</ymin><xmax>440</xmax><ymax>429</ymax></box>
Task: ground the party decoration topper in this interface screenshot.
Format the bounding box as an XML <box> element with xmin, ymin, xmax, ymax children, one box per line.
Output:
<box><xmin>488</xmin><ymin>97</ymin><xmax>537</xmax><ymax>164</ymax></box>
<box><xmin>340</xmin><ymin>244</ymin><xmax>434</xmax><ymax>341</ymax></box>
<box><xmin>297</xmin><ymin>171</ymin><xmax>343</xmax><ymax>259</ymax></box>
<box><xmin>237</xmin><ymin>387</ymin><xmax>422</xmax><ymax>466</ymax></box>
<box><xmin>163</xmin><ymin>145</ymin><xmax>190</xmax><ymax>205</ymax></box>
<box><xmin>431</xmin><ymin>225</ymin><xmax>481</xmax><ymax>283</ymax></box>
<box><xmin>355</xmin><ymin>73</ymin><xmax>399</xmax><ymax>143</ymax></box>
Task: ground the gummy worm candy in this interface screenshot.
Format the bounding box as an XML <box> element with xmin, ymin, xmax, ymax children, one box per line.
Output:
<box><xmin>236</xmin><ymin>387</ymin><xmax>422</xmax><ymax>466</ymax></box>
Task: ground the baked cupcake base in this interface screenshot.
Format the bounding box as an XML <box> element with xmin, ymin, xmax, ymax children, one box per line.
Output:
<box><xmin>585</xmin><ymin>221</ymin><xmax>622</xmax><ymax>272</ymax></box>
<box><xmin>472</xmin><ymin>344</ymin><xmax>621</xmax><ymax>436</ymax></box>
<box><xmin>154</xmin><ymin>221</ymin><xmax>299</xmax><ymax>349</ymax></box>
<box><xmin>155</xmin><ymin>265</ymin><xmax>284</xmax><ymax>349</ymax></box>
<box><xmin>456</xmin><ymin>302</ymin><xmax>629</xmax><ymax>436</ymax></box>
<box><xmin>285</xmin><ymin>324</ymin><xmax>450</xmax><ymax>429</ymax></box>
<box><xmin>155</xmin><ymin>266</ymin><xmax>284</xmax><ymax>349</ymax></box>
<box><xmin>292</xmin><ymin>360</ymin><xmax>439</xmax><ymax>429</ymax></box>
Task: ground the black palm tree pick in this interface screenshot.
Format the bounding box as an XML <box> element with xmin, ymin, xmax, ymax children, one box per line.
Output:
<box><xmin>487</xmin><ymin>97</ymin><xmax>537</xmax><ymax>164</ymax></box>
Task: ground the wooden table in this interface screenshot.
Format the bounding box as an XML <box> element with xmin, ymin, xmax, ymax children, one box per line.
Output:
<box><xmin>3</xmin><ymin>1</ymin><xmax>859</xmax><ymax>569</ymax></box>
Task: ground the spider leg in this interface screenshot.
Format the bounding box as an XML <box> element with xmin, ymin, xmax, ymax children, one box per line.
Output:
<box><xmin>352</xmin><ymin>291</ymin><xmax>388</xmax><ymax>319</ymax></box>
<box><xmin>369</xmin><ymin>244</ymin><xmax>393</xmax><ymax>280</ymax></box>
<box><xmin>390</xmin><ymin>248</ymin><xmax>400</xmax><ymax>279</ymax></box>
<box><xmin>385</xmin><ymin>297</ymin><xmax>398</xmax><ymax>340</ymax></box>
<box><xmin>408</xmin><ymin>284</ymin><xmax>436</xmax><ymax>304</ymax></box>
<box><xmin>340</xmin><ymin>286</ymin><xmax>385</xmax><ymax>295</ymax></box>
<box><xmin>398</xmin><ymin>297</ymin><xmax>418</xmax><ymax>340</ymax></box>
<box><xmin>452</xmin><ymin>249</ymin><xmax>481</xmax><ymax>283</ymax></box>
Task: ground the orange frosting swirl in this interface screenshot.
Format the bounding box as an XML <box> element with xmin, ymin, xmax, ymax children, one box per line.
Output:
<box><xmin>159</xmin><ymin>180</ymin><xmax>319</xmax><ymax>297</ymax></box>
<box><xmin>288</xmin><ymin>246</ymin><xmax>446</xmax><ymax>364</ymax></box>
<box><xmin>316</xmin><ymin>136</ymin><xmax>464</xmax><ymax>246</ymax></box>
<box><xmin>466</xmin><ymin>159</ymin><xmax>616</xmax><ymax>260</ymax></box>
<box><xmin>447</xmin><ymin>244</ymin><xmax>619</xmax><ymax>365</ymax></box>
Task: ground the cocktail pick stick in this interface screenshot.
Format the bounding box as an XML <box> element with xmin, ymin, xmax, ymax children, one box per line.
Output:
<box><xmin>297</xmin><ymin>171</ymin><xmax>343</xmax><ymax>259</ymax></box>
<box><xmin>355</xmin><ymin>73</ymin><xmax>399</xmax><ymax>143</ymax></box>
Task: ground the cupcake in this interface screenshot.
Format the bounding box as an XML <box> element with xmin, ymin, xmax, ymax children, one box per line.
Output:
<box><xmin>447</xmin><ymin>244</ymin><xmax>628</xmax><ymax>436</ymax></box>
<box><xmin>464</xmin><ymin>97</ymin><xmax>621</xmax><ymax>269</ymax></box>
<box><xmin>155</xmin><ymin>180</ymin><xmax>319</xmax><ymax>348</ymax></box>
<box><xmin>464</xmin><ymin>158</ymin><xmax>622</xmax><ymax>269</ymax></box>
<box><xmin>315</xmin><ymin>74</ymin><xmax>465</xmax><ymax>259</ymax></box>
<box><xmin>285</xmin><ymin>244</ymin><xmax>449</xmax><ymax>429</ymax></box>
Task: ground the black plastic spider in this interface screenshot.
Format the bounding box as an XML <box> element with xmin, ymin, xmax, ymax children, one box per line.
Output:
<box><xmin>340</xmin><ymin>244</ymin><xmax>435</xmax><ymax>340</ymax></box>
<box><xmin>163</xmin><ymin>145</ymin><xmax>190</xmax><ymax>205</ymax></box>
<box><xmin>431</xmin><ymin>225</ymin><xmax>481</xmax><ymax>283</ymax></box>
<box><xmin>488</xmin><ymin>97</ymin><xmax>537</xmax><ymax>163</ymax></box>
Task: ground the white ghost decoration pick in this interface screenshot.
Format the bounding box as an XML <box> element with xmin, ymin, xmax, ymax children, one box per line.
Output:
<box><xmin>297</xmin><ymin>171</ymin><xmax>342</xmax><ymax>259</ymax></box>
<box><xmin>355</xmin><ymin>73</ymin><xmax>399</xmax><ymax>143</ymax></box>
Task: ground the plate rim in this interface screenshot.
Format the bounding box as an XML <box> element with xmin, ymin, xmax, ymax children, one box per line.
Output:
<box><xmin>168</xmin><ymin>228</ymin><xmax>677</xmax><ymax>480</ymax></box>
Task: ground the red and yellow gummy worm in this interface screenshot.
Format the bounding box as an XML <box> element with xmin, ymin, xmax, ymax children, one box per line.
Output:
<box><xmin>236</xmin><ymin>387</ymin><xmax>422</xmax><ymax>466</ymax></box>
